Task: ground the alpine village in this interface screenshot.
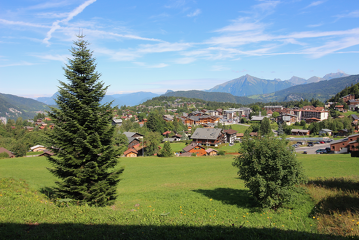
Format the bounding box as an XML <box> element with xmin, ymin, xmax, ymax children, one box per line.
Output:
<box><xmin>2</xmin><ymin>37</ymin><xmax>359</xmax><ymax>239</ymax></box>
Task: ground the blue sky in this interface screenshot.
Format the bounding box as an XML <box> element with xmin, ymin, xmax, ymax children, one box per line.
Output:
<box><xmin>1</xmin><ymin>0</ymin><xmax>359</xmax><ymax>98</ymax></box>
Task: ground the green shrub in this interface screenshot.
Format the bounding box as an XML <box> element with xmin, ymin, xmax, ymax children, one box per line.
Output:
<box><xmin>218</xmin><ymin>150</ymin><xmax>225</xmax><ymax>156</ymax></box>
<box><xmin>191</xmin><ymin>152</ymin><xmax>197</xmax><ymax>157</ymax></box>
<box><xmin>0</xmin><ymin>152</ymin><xmax>9</xmax><ymax>159</ymax></box>
<box><xmin>232</xmin><ymin>136</ymin><xmax>307</xmax><ymax>210</ymax></box>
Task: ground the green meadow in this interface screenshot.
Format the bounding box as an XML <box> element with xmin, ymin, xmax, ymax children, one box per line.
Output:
<box><xmin>0</xmin><ymin>154</ymin><xmax>358</xmax><ymax>239</ymax></box>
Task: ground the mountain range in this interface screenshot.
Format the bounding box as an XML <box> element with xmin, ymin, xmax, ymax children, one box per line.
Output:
<box><xmin>0</xmin><ymin>71</ymin><xmax>356</xmax><ymax>119</ymax></box>
<box><xmin>207</xmin><ymin>72</ymin><xmax>349</xmax><ymax>97</ymax></box>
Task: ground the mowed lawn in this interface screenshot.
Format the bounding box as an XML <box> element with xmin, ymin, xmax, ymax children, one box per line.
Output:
<box><xmin>1</xmin><ymin>154</ymin><xmax>359</xmax><ymax>239</ymax></box>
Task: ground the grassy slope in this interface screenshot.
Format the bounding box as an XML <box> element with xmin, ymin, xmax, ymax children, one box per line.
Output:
<box><xmin>1</xmin><ymin>155</ymin><xmax>358</xmax><ymax>239</ymax></box>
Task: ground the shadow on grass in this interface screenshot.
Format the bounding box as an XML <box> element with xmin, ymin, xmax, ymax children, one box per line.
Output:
<box><xmin>192</xmin><ymin>188</ymin><xmax>256</xmax><ymax>209</ymax></box>
<box><xmin>312</xmin><ymin>195</ymin><xmax>359</xmax><ymax>215</ymax></box>
<box><xmin>308</xmin><ymin>177</ymin><xmax>359</xmax><ymax>192</ymax></box>
<box><xmin>0</xmin><ymin>223</ymin><xmax>348</xmax><ymax>240</ymax></box>
<box><xmin>39</xmin><ymin>187</ymin><xmax>56</xmax><ymax>199</ymax></box>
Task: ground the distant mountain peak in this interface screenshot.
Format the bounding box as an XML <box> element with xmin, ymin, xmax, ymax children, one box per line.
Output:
<box><xmin>323</xmin><ymin>72</ymin><xmax>349</xmax><ymax>80</ymax></box>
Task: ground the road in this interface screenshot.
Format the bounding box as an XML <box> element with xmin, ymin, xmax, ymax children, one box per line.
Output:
<box><xmin>294</xmin><ymin>143</ymin><xmax>331</xmax><ymax>154</ymax></box>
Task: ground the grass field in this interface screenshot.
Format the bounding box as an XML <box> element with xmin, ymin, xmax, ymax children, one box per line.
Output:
<box><xmin>1</xmin><ymin>154</ymin><xmax>358</xmax><ymax>239</ymax></box>
<box><xmin>227</xmin><ymin>124</ymin><xmax>249</xmax><ymax>133</ymax></box>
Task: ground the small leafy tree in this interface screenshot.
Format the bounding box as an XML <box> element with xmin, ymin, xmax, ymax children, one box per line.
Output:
<box><xmin>159</xmin><ymin>141</ymin><xmax>173</xmax><ymax>157</ymax></box>
<box><xmin>0</xmin><ymin>152</ymin><xmax>9</xmax><ymax>159</ymax></box>
<box><xmin>232</xmin><ymin>136</ymin><xmax>306</xmax><ymax>210</ymax></box>
<box><xmin>260</xmin><ymin>117</ymin><xmax>271</xmax><ymax>135</ymax></box>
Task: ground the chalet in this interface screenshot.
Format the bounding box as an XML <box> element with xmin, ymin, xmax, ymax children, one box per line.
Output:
<box><xmin>291</xmin><ymin>129</ymin><xmax>310</xmax><ymax>136</ymax></box>
<box><xmin>191</xmin><ymin>128</ymin><xmax>225</xmax><ymax>146</ymax></box>
<box><xmin>172</xmin><ymin>134</ymin><xmax>182</xmax><ymax>141</ymax></box>
<box><xmin>112</xmin><ymin>119</ymin><xmax>122</xmax><ymax>126</ymax></box>
<box><xmin>123</xmin><ymin>148</ymin><xmax>138</xmax><ymax>157</ymax></box>
<box><xmin>128</xmin><ymin>137</ymin><xmax>141</xmax><ymax>149</ymax></box>
<box><xmin>319</xmin><ymin>129</ymin><xmax>332</xmax><ymax>136</ymax></box>
<box><xmin>39</xmin><ymin>150</ymin><xmax>54</xmax><ymax>157</ymax></box>
<box><xmin>0</xmin><ymin>147</ymin><xmax>15</xmax><ymax>158</ymax></box>
<box><xmin>163</xmin><ymin>138</ymin><xmax>175</xmax><ymax>143</ymax></box>
<box><xmin>337</xmin><ymin>129</ymin><xmax>350</xmax><ymax>137</ymax></box>
<box><xmin>205</xmin><ymin>148</ymin><xmax>218</xmax><ymax>156</ymax></box>
<box><xmin>249</xmin><ymin>132</ymin><xmax>258</xmax><ymax>137</ymax></box>
<box><xmin>123</xmin><ymin>132</ymin><xmax>144</xmax><ymax>139</ymax></box>
<box><xmin>349</xmin><ymin>99</ymin><xmax>359</xmax><ymax>111</ymax></box>
<box><xmin>30</xmin><ymin>145</ymin><xmax>46</xmax><ymax>152</ymax></box>
<box><xmin>278</xmin><ymin>113</ymin><xmax>298</xmax><ymax>125</ymax></box>
<box><xmin>342</xmin><ymin>94</ymin><xmax>355</xmax><ymax>103</ymax></box>
<box><xmin>330</xmin><ymin>134</ymin><xmax>359</xmax><ymax>153</ymax></box>
<box><xmin>182</xmin><ymin>143</ymin><xmax>206</xmax><ymax>156</ymax></box>
<box><xmin>236</xmin><ymin>132</ymin><xmax>244</xmax><ymax>141</ymax></box>
<box><xmin>334</xmin><ymin>105</ymin><xmax>345</xmax><ymax>112</ymax></box>
<box><xmin>223</xmin><ymin>129</ymin><xmax>238</xmax><ymax>144</ymax></box>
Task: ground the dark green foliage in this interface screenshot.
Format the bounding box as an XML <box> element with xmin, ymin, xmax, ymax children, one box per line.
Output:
<box><xmin>260</xmin><ymin>117</ymin><xmax>271</xmax><ymax>135</ymax></box>
<box><xmin>11</xmin><ymin>142</ymin><xmax>27</xmax><ymax>157</ymax></box>
<box><xmin>144</xmin><ymin>131</ymin><xmax>162</xmax><ymax>156</ymax></box>
<box><xmin>45</xmin><ymin>36</ymin><xmax>123</xmax><ymax>206</ymax></box>
<box><xmin>0</xmin><ymin>152</ymin><xmax>9</xmax><ymax>159</ymax></box>
<box><xmin>233</xmin><ymin>137</ymin><xmax>306</xmax><ymax>209</ymax></box>
<box><xmin>217</xmin><ymin>150</ymin><xmax>225</xmax><ymax>156</ymax></box>
<box><xmin>146</xmin><ymin>112</ymin><xmax>165</xmax><ymax>133</ymax></box>
<box><xmin>159</xmin><ymin>141</ymin><xmax>173</xmax><ymax>157</ymax></box>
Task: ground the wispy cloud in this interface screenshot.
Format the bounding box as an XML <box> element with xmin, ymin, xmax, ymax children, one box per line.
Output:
<box><xmin>138</xmin><ymin>42</ymin><xmax>192</xmax><ymax>53</ymax></box>
<box><xmin>43</xmin><ymin>0</ymin><xmax>97</xmax><ymax>45</ymax></box>
<box><xmin>0</xmin><ymin>19</ymin><xmax>49</xmax><ymax>28</ymax></box>
<box><xmin>307</xmin><ymin>23</ymin><xmax>323</xmax><ymax>28</ymax></box>
<box><xmin>133</xmin><ymin>62</ymin><xmax>169</xmax><ymax>68</ymax></box>
<box><xmin>27</xmin><ymin>1</ymin><xmax>71</xmax><ymax>10</ymax></box>
<box><xmin>34</xmin><ymin>54</ymin><xmax>70</xmax><ymax>62</ymax></box>
<box><xmin>173</xmin><ymin>57</ymin><xmax>196</xmax><ymax>64</ymax></box>
<box><xmin>335</xmin><ymin>10</ymin><xmax>359</xmax><ymax>20</ymax></box>
<box><xmin>0</xmin><ymin>61</ymin><xmax>35</xmax><ymax>67</ymax></box>
<box><xmin>303</xmin><ymin>1</ymin><xmax>326</xmax><ymax>9</ymax></box>
<box><xmin>187</xmin><ymin>9</ymin><xmax>201</xmax><ymax>17</ymax></box>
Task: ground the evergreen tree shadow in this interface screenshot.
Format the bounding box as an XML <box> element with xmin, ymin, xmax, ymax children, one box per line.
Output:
<box><xmin>308</xmin><ymin>177</ymin><xmax>359</xmax><ymax>192</ymax></box>
<box><xmin>192</xmin><ymin>188</ymin><xmax>257</xmax><ymax>209</ymax></box>
<box><xmin>0</xmin><ymin>223</ymin><xmax>348</xmax><ymax>240</ymax></box>
<box><xmin>39</xmin><ymin>187</ymin><xmax>56</xmax><ymax>199</ymax></box>
<box><xmin>313</xmin><ymin>195</ymin><xmax>359</xmax><ymax>215</ymax></box>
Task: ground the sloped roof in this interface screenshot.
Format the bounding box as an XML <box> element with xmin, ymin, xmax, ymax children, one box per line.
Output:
<box><xmin>0</xmin><ymin>147</ymin><xmax>14</xmax><ymax>158</ymax></box>
<box><xmin>205</xmin><ymin>148</ymin><xmax>218</xmax><ymax>153</ymax></box>
<box><xmin>124</xmin><ymin>148</ymin><xmax>138</xmax><ymax>156</ymax></box>
<box><xmin>191</xmin><ymin>128</ymin><xmax>222</xmax><ymax>140</ymax></box>
<box><xmin>182</xmin><ymin>142</ymin><xmax>205</xmax><ymax>152</ymax></box>
<box><xmin>223</xmin><ymin>129</ymin><xmax>238</xmax><ymax>135</ymax></box>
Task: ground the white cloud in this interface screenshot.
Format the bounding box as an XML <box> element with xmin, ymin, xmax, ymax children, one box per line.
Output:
<box><xmin>34</xmin><ymin>54</ymin><xmax>70</xmax><ymax>62</ymax></box>
<box><xmin>336</xmin><ymin>10</ymin><xmax>359</xmax><ymax>19</ymax></box>
<box><xmin>187</xmin><ymin>9</ymin><xmax>201</xmax><ymax>17</ymax></box>
<box><xmin>0</xmin><ymin>19</ymin><xmax>49</xmax><ymax>28</ymax></box>
<box><xmin>133</xmin><ymin>62</ymin><xmax>169</xmax><ymax>68</ymax></box>
<box><xmin>95</xmin><ymin>48</ymin><xmax>140</xmax><ymax>61</ymax></box>
<box><xmin>138</xmin><ymin>42</ymin><xmax>192</xmax><ymax>53</ymax></box>
<box><xmin>173</xmin><ymin>57</ymin><xmax>196</xmax><ymax>64</ymax></box>
<box><xmin>303</xmin><ymin>1</ymin><xmax>326</xmax><ymax>9</ymax></box>
<box><xmin>0</xmin><ymin>61</ymin><xmax>35</xmax><ymax>67</ymax></box>
<box><xmin>43</xmin><ymin>0</ymin><xmax>97</xmax><ymax>45</ymax></box>
<box><xmin>27</xmin><ymin>1</ymin><xmax>71</xmax><ymax>10</ymax></box>
<box><xmin>303</xmin><ymin>37</ymin><xmax>359</xmax><ymax>58</ymax></box>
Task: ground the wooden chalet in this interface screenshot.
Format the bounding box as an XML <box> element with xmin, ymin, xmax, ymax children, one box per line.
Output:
<box><xmin>191</xmin><ymin>128</ymin><xmax>225</xmax><ymax>146</ymax></box>
<box><xmin>182</xmin><ymin>143</ymin><xmax>206</xmax><ymax>156</ymax></box>
<box><xmin>205</xmin><ymin>148</ymin><xmax>218</xmax><ymax>156</ymax></box>
<box><xmin>223</xmin><ymin>129</ymin><xmax>238</xmax><ymax>144</ymax></box>
<box><xmin>124</xmin><ymin>148</ymin><xmax>138</xmax><ymax>157</ymax></box>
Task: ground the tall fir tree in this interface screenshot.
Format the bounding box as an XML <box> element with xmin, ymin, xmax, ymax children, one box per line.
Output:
<box><xmin>46</xmin><ymin>35</ymin><xmax>123</xmax><ymax>206</ymax></box>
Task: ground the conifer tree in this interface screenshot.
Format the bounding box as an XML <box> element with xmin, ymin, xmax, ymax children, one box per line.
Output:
<box><xmin>46</xmin><ymin>35</ymin><xmax>123</xmax><ymax>206</ymax></box>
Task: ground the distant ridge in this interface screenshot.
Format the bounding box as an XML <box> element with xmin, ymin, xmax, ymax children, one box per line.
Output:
<box><xmin>162</xmin><ymin>90</ymin><xmax>258</xmax><ymax>105</ymax></box>
<box><xmin>0</xmin><ymin>93</ymin><xmax>49</xmax><ymax>119</ymax></box>
<box><xmin>207</xmin><ymin>72</ymin><xmax>348</xmax><ymax>97</ymax></box>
